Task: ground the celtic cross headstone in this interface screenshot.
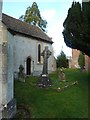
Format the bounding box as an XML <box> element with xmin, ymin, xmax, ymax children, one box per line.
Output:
<box><xmin>37</xmin><ymin>46</ymin><xmax>52</xmax><ymax>88</ymax></box>
<box><xmin>41</xmin><ymin>46</ymin><xmax>52</xmax><ymax>74</ymax></box>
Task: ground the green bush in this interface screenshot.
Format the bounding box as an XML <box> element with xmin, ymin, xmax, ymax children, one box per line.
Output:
<box><xmin>78</xmin><ymin>52</ymin><xmax>85</xmax><ymax>69</ymax></box>
<box><xmin>56</xmin><ymin>50</ymin><xmax>68</xmax><ymax>68</ymax></box>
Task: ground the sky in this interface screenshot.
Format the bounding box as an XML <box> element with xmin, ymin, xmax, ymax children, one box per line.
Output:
<box><xmin>2</xmin><ymin>0</ymin><xmax>82</xmax><ymax>58</ymax></box>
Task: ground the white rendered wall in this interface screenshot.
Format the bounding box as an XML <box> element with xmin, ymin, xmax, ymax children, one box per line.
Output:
<box><xmin>13</xmin><ymin>34</ymin><xmax>54</xmax><ymax>76</ymax></box>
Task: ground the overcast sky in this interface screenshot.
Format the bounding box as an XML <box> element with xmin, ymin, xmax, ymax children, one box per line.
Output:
<box><xmin>2</xmin><ymin>0</ymin><xmax>82</xmax><ymax>57</ymax></box>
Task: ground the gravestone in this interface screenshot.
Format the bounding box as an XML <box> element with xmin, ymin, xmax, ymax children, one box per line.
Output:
<box><xmin>58</xmin><ymin>68</ymin><xmax>66</xmax><ymax>81</ymax></box>
<box><xmin>18</xmin><ymin>65</ymin><xmax>25</xmax><ymax>82</ymax></box>
<box><xmin>37</xmin><ymin>46</ymin><xmax>52</xmax><ymax>87</ymax></box>
<box><xmin>0</xmin><ymin>1</ymin><xmax>16</xmax><ymax>119</ymax></box>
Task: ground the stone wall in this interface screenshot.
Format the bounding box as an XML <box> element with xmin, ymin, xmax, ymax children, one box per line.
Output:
<box><xmin>0</xmin><ymin>22</ymin><xmax>16</xmax><ymax>119</ymax></box>
<box><xmin>51</xmin><ymin>56</ymin><xmax>56</xmax><ymax>72</ymax></box>
<box><xmin>0</xmin><ymin>21</ymin><xmax>8</xmax><ymax>119</ymax></box>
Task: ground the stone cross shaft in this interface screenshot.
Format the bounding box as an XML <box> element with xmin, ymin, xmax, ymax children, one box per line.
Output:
<box><xmin>41</xmin><ymin>46</ymin><xmax>52</xmax><ymax>74</ymax></box>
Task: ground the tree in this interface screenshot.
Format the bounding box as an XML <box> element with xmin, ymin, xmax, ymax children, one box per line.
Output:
<box><xmin>56</xmin><ymin>51</ymin><xmax>68</xmax><ymax>68</ymax></box>
<box><xmin>19</xmin><ymin>2</ymin><xmax>47</xmax><ymax>32</ymax></box>
<box><xmin>63</xmin><ymin>1</ymin><xmax>90</xmax><ymax>56</ymax></box>
<box><xmin>78</xmin><ymin>52</ymin><xmax>85</xmax><ymax>69</ymax></box>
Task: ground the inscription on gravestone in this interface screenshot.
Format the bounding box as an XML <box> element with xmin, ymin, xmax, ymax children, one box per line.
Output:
<box><xmin>37</xmin><ymin>46</ymin><xmax>52</xmax><ymax>87</ymax></box>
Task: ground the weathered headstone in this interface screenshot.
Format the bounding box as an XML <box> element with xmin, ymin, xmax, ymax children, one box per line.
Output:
<box><xmin>58</xmin><ymin>68</ymin><xmax>66</xmax><ymax>81</ymax></box>
<box><xmin>37</xmin><ymin>46</ymin><xmax>52</xmax><ymax>87</ymax></box>
<box><xmin>18</xmin><ymin>65</ymin><xmax>25</xmax><ymax>82</ymax></box>
<box><xmin>0</xmin><ymin>1</ymin><xmax>16</xmax><ymax>119</ymax></box>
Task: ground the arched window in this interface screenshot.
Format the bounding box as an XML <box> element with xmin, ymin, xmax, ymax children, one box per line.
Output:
<box><xmin>38</xmin><ymin>44</ymin><xmax>41</xmax><ymax>63</ymax></box>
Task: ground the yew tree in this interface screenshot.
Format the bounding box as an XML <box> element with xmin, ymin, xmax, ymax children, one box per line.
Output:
<box><xmin>63</xmin><ymin>2</ymin><xmax>90</xmax><ymax>56</ymax></box>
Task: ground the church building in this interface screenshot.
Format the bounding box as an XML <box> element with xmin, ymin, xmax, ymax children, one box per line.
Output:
<box><xmin>2</xmin><ymin>13</ymin><xmax>55</xmax><ymax>77</ymax></box>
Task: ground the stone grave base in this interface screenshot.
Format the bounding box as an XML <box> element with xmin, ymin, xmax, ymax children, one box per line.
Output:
<box><xmin>2</xmin><ymin>98</ymin><xmax>17</xmax><ymax>119</ymax></box>
<box><xmin>14</xmin><ymin>104</ymin><xmax>31</xmax><ymax>118</ymax></box>
<box><xmin>37</xmin><ymin>74</ymin><xmax>52</xmax><ymax>88</ymax></box>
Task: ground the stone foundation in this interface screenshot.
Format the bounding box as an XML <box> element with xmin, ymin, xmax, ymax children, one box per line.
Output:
<box><xmin>37</xmin><ymin>74</ymin><xmax>52</xmax><ymax>88</ymax></box>
<box><xmin>1</xmin><ymin>98</ymin><xmax>17</xmax><ymax>119</ymax></box>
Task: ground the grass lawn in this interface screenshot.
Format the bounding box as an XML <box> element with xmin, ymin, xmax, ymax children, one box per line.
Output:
<box><xmin>14</xmin><ymin>68</ymin><xmax>89</xmax><ymax>118</ymax></box>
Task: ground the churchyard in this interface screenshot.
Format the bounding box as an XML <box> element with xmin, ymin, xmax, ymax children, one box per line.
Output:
<box><xmin>14</xmin><ymin>68</ymin><xmax>89</xmax><ymax>118</ymax></box>
<box><xmin>0</xmin><ymin>1</ymin><xmax>89</xmax><ymax>119</ymax></box>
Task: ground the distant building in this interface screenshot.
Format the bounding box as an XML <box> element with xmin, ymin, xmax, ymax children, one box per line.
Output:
<box><xmin>52</xmin><ymin>57</ymin><xmax>56</xmax><ymax>71</ymax></box>
<box><xmin>67</xmin><ymin>56</ymin><xmax>72</xmax><ymax>68</ymax></box>
<box><xmin>72</xmin><ymin>49</ymin><xmax>90</xmax><ymax>71</ymax></box>
<box><xmin>72</xmin><ymin>49</ymin><xmax>80</xmax><ymax>68</ymax></box>
<box><xmin>85</xmin><ymin>55</ymin><xmax>90</xmax><ymax>71</ymax></box>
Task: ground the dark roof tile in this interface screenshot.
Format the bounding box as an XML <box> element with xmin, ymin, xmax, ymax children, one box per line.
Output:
<box><xmin>2</xmin><ymin>13</ymin><xmax>53</xmax><ymax>44</ymax></box>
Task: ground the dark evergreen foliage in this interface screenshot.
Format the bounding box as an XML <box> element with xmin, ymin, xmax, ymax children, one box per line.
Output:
<box><xmin>56</xmin><ymin>51</ymin><xmax>68</xmax><ymax>68</ymax></box>
<box><xmin>63</xmin><ymin>2</ymin><xmax>90</xmax><ymax>56</ymax></box>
